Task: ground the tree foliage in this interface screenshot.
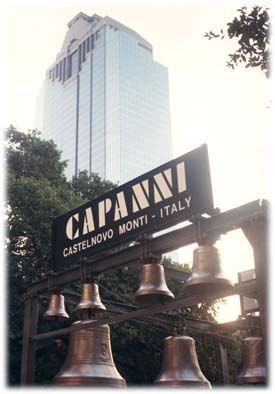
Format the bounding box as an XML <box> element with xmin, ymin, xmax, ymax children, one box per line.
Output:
<box><xmin>71</xmin><ymin>170</ymin><xmax>116</xmax><ymax>202</ymax></box>
<box><xmin>205</xmin><ymin>6</ymin><xmax>270</xmax><ymax>77</ymax></box>
<box><xmin>6</xmin><ymin>126</ymin><xmax>86</xmax><ymax>383</ymax></box>
<box><xmin>6</xmin><ymin>126</ymin><xmax>241</xmax><ymax>386</ymax></box>
<box><xmin>7</xmin><ymin>126</ymin><xmax>67</xmax><ymax>186</ymax></box>
<box><xmin>6</xmin><ymin>126</ymin><xmax>82</xmax><ymax>263</ymax></box>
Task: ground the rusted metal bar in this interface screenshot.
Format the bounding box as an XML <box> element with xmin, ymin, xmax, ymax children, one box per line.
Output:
<box><xmin>20</xmin><ymin>295</ymin><xmax>39</xmax><ymax>384</ymax></box>
<box><xmin>26</xmin><ymin>199</ymin><xmax>267</xmax><ymax>295</ymax></box>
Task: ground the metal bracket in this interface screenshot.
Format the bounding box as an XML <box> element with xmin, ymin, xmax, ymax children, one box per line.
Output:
<box><xmin>139</xmin><ymin>234</ymin><xmax>152</xmax><ymax>261</ymax></box>
<box><xmin>192</xmin><ymin>213</ymin><xmax>221</xmax><ymax>246</ymax></box>
<box><xmin>173</xmin><ymin>308</ymin><xmax>186</xmax><ymax>335</ymax></box>
<box><xmin>80</xmin><ymin>257</ymin><xmax>99</xmax><ymax>283</ymax></box>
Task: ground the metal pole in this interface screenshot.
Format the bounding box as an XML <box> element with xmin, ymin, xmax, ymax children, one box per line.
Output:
<box><xmin>20</xmin><ymin>295</ymin><xmax>39</xmax><ymax>385</ymax></box>
<box><xmin>242</xmin><ymin>214</ymin><xmax>268</xmax><ymax>379</ymax></box>
<box><xmin>219</xmin><ymin>341</ymin><xmax>229</xmax><ymax>384</ymax></box>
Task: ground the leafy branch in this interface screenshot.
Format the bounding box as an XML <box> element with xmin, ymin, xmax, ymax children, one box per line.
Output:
<box><xmin>204</xmin><ymin>6</ymin><xmax>271</xmax><ymax>77</ymax></box>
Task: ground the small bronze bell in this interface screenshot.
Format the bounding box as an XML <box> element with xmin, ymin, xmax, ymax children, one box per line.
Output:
<box><xmin>155</xmin><ymin>335</ymin><xmax>211</xmax><ymax>388</ymax></box>
<box><xmin>183</xmin><ymin>245</ymin><xmax>234</xmax><ymax>295</ymax></box>
<box><xmin>43</xmin><ymin>290</ymin><xmax>69</xmax><ymax>320</ymax></box>
<box><xmin>54</xmin><ymin>322</ymin><xmax>126</xmax><ymax>387</ymax></box>
<box><xmin>134</xmin><ymin>259</ymin><xmax>174</xmax><ymax>305</ymax></box>
<box><xmin>76</xmin><ymin>283</ymin><xmax>106</xmax><ymax>319</ymax></box>
<box><xmin>236</xmin><ymin>337</ymin><xmax>267</xmax><ymax>385</ymax></box>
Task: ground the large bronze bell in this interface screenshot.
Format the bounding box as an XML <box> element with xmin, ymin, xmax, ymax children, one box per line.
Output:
<box><xmin>76</xmin><ymin>283</ymin><xmax>106</xmax><ymax>319</ymax></box>
<box><xmin>154</xmin><ymin>335</ymin><xmax>211</xmax><ymax>388</ymax></box>
<box><xmin>134</xmin><ymin>260</ymin><xmax>174</xmax><ymax>305</ymax></box>
<box><xmin>183</xmin><ymin>244</ymin><xmax>234</xmax><ymax>295</ymax></box>
<box><xmin>43</xmin><ymin>290</ymin><xmax>69</xmax><ymax>320</ymax></box>
<box><xmin>54</xmin><ymin>322</ymin><xmax>126</xmax><ymax>387</ymax></box>
<box><xmin>236</xmin><ymin>337</ymin><xmax>267</xmax><ymax>385</ymax></box>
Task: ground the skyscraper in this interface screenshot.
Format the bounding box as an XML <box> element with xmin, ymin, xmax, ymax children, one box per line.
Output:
<box><xmin>35</xmin><ymin>12</ymin><xmax>172</xmax><ymax>184</ymax></box>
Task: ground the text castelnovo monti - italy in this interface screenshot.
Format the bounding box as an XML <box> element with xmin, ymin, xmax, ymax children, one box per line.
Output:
<box><xmin>63</xmin><ymin>161</ymin><xmax>191</xmax><ymax>258</ymax></box>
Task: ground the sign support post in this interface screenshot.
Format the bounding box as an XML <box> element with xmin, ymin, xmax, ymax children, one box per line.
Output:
<box><xmin>20</xmin><ymin>294</ymin><xmax>39</xmax><ymax>385</ymax></box>
<box><xmin>219</xmin><ymin>342</ymin><xmax>229</xmax><ymax>384</ymax></box>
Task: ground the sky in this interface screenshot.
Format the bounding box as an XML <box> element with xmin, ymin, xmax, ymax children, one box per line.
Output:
<box><xmin>0</xmin><ymin>0</ymin><xmax>272</xmax><ymax>325</ymax></box>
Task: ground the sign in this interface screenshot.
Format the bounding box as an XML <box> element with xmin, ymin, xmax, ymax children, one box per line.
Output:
<box><xmin>52</xmin><ymin>144</ymin><xmax>214</xmax><ymax>264</ymax></box>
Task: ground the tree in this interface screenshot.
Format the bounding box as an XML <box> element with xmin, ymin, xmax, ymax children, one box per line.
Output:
<box><xmin>6</xmin><ymin>126</ymin><xmax>117</xmax><ymax>384</ymax></box>
<box><xmin>204</xmin><ymin>6</ymin><xmax>270</xmax><ymax>77</ymax></box>
<box><xmin>6</xmin><ymin>126</ymin><xmax>78</xmax><ymax>383</ymax></box>
<box><xmin>6</xmin><ymin>126</ymin><xmax>82</xmax><ymax>265</ymax></box>
<box><xmin>71</xmin><ymin>170</ymin><xmax>116</xmax><ymax>202</ymax></box>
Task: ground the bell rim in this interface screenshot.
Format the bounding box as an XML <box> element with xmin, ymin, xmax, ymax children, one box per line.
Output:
<box><xmin>76</xmin><ymin>302</ymin><xmax>106</xmax><ymax>311</ymax></box>
<box><xmin>134</xmin><ymin>290</ymin><xmax>175</xmax><ymax>305</ymax></box>
<box><xmin>184</xmin><ymin>277</ymin><xmax>234</xmax><ymax>288</ymax></box>
<box><xmin>236</xmin><ymin>375</ymin><xmax>267</xmax><ymax>384</ymax></box>
<box><xmin>154</xmin><ymin>379</ymin><xmax>211</xmax><ymax>388</ymax></box>
<box><xmin>135</xmin><ymin>288</ymin><xmax>175</xmax><ymax>297</ymax></box>
<box><xmin>54</xmin><ymin>376</ymin><xmax>127</xmax><ymax>387</ymax></box>
<box><xmin>43</xmin><ymin>311</ymin><xmax>69</xmax><ymax>319</ymax></box>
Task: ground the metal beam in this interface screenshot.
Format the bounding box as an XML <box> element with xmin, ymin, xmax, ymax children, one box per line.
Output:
<box><xmin>219</xmin><ymin>342</ymin><xmax>229</xmax><ymax>384</ymax></box>
<box><xmin>61</xmin><ymin>292</ymin><xmax>215</xmax><ymax>332</ymax></box>
<box><xmin>241</xmin><ymin>214</ymin><xmax>268</xmax><ymax>379</ymax></box>
<box><xmin>31</xmin><ymin>279</ymin><xmax>256</xmax><ymax>343</ymax></box>
<box><xmin>214</xmin><ymin>316</ymin><xmax>260</xmax><ymax>333</ymax></box>
<box><xmin>163</xmin><ymin>266</ymin><xmax>190</xmax><ymax>281</ymax></box>
<box><xmin>26</xmin><ymin>199</ymin><xmax>267</xmax><ymax>295</ymax></box>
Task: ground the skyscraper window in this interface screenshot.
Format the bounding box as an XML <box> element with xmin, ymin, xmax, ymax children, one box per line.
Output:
<box><xmin>86</xmin><ymin>36</ymin><xmax>90</xmax><ymax>52</ymax></box>
<box><xmin>67</xmin><ymin>50</ymin><xmax>78</xmax><ymax>79</ymax></box>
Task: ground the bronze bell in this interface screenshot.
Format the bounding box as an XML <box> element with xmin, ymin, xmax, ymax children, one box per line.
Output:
<box><xmin>134</xmin><ymin>260</ymin><xmax>174</xmax><ymax>305</ymax></box>
<box><xmin>43</xmin><ymin>290</ymin><xmax>69</xmax><ymax>320</ymax></box>
<box><xmin>54</xmin><ymin>321</ymin><xmax>126</xmax><ymax>387</ymax></box>
<box><xmin>155</xmin><ymin>335</ymin><xmax>211</xmax><ymax>388</ymax></box>
<box><xmin>183</xmin><ymin>244</ymin><xmax>234</xmax><ymax>295</ymax></box>
<box><xmin>236</xmin><ymin>337</ymin><xmax>267</xmax><ymax>385</ymax></box>
<box><xmin>76</xmin><ymin>283</ymin><xmax>106</xmax><ymax>319</ymax></box>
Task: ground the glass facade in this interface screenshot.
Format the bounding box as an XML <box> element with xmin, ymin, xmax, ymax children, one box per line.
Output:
<box><xmin>35</xmin><ymin>13</ymin><xmax>172</xmax><ymax>184</ymax></box>
<box><xmin>78</xmin><ymin>56</ymin><xmax>91</xmax><ymax>173</ymax></box>
<box><xmin>91</xmin><ymin>27</ymin><xmax>106</xmax><ymax>178</ymax></box>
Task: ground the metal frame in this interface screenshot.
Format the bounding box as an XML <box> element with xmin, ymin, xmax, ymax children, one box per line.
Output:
<box><xmin>20</xmin><ymin>199</ymin><xmax>268</xmax><ymax>385</ymax></box>
<box><xmin>20</xmin><ymin>295</ymin><xmax>39</xmax><ymax>384</ymax></box>
<box><xmin>237</xmin><ymin>271</ymin><xmax>259</xmax><ymax>316</ymax></box>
